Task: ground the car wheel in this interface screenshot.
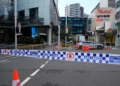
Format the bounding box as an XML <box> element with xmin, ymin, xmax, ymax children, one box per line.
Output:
<box><xmin>97</xmin><ymin>46</ymin><xmax>102</xmax><ymax>49</ymax></box>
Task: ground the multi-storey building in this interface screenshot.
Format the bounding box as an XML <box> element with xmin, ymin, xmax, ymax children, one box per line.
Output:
<box><xmin>100</xmin><ymin>0</ymin><xmax>116</xmax><ymax>8</ymax></box>
<box><xmin>80</xmin><ymin>6</ymin><xmax>84</xmax><ymax>17</ymax></box>
<box><xmin>17</xmin><ymin>0</ymin><xmax>59</xmax><ymax>45</ymax></box>
<box><xmin>65</xmin><ymin>3</ymin><xmax>84</xmax><ymax>17</ymax></box>
<box><xmin>91</xmin><ymin>0</ymin><xmax>117</xmax><ymax>45</ymax></box>
<box><xmin>60</xmin><ymin>17</ymin><xmax>87</xmax><ymax>40</ymax></box>
<box><xmin>115</xmin><ymin>0</ymin><xmax>120</xmax><ymax>46</ymax></box>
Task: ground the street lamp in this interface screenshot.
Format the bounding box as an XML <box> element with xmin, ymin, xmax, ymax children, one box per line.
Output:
<box><xmin>65</xmin><ymin>4</ymin><xmax>68</xmax><ymax>47</ymax></box>
<box><xmin>58</xmin><ymin>22</ymin><xmax>61</xmax><ymax>50</ymax></box>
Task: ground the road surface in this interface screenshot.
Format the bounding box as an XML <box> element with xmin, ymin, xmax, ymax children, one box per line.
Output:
<box><xmin>0</xmin><ymin>54</ymin><xmax>120</xmax><ymax>86</ymax></box>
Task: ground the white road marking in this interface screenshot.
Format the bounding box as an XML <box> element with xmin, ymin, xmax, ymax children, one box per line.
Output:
<box><xmin>0</xmin><ymin>55</ymin><xmax>13</xmax><ymax>60</ymax></box>
<box><xmin>30</xmin><ymin>69</ymin><xmax>40</xmax><ymax>77</ymax></box>
<box><xmin>40</xmin><ymin>64</ymin><xmax>45</xmax><ymax>68</ymax></box>
<box><xmin>21</xmin><ymin>77</ymin><xmax>31</xmax><ymax>86</ymax></box>
<box><xmin>0</xmin><ymin>57</ymin><xmax>16</xmax><ymax>61</ymax></box>
<box><xmin>21</xmin><ymin>60</ymin><xmax>50</xmax><ymax>86</ymax></box>
<box><xmin>0</xmin><ymin>60</ymin><xmax>10</xmax><ymax>63</ymax></box>
<box><xmin>112</xmin><ymin>48</ymin><xmax>117</xmax><ymax>50</ymax></box>
<box><xmin>45</xmin><ymin>60</ymin><xmax>50</xmax><ymax>65</ymax></box>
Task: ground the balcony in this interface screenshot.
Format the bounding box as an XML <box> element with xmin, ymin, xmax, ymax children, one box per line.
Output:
<box><xmin>18</xmin><ymin>16</ymin><xmax>44</xmax><ymax>27</ymax></box>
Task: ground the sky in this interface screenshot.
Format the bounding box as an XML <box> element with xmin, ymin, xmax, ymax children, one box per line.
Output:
<box><xmin>58</xmin><ymin>0</ymin><xmax>99</xmax><ymax>16</ymax></box>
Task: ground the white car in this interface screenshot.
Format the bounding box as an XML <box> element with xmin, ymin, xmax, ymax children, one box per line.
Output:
<box><xmin>76</xmin><ymin>41</ymin><xmax>104</xmax><ymax>49</ymax></box>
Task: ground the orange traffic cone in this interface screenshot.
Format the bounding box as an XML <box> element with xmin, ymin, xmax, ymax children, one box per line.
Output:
<box><xmin>12</xmin><ymin>69</ymin><xmax>21</xmax><ymax>86</ymax></box>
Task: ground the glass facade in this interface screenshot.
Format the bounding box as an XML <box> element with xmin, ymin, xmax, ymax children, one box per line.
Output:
<box><xmin>0</xmin><ymin>0</ymin><xmax>13</xmax><ymax>20</ymax></box>
<box><xmin>60</xmin><ymin>17</ymin><xmax>87</xmax><ymax>34</ymax></box>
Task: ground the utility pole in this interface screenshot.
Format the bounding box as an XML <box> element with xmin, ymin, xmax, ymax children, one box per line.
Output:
<box><xmin>65</xmin><ymin>4</ymin><xmax>68</xmax><ymax>47</ymax></box>
<box><xmin>14</xmin><ymin>0</ymin><xmax>17</xmax><ymax>49</ymax></box>
<box><xmin>58</xmin><ymin>23</ymin><xmax>60</xmax><ymax>50</ymax></box>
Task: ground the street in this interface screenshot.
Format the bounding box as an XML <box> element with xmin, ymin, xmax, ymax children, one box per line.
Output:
<box><xmin>0</xmin><ymin>54</ymin><xmax>120</xmax><ymax>86</ymax></box>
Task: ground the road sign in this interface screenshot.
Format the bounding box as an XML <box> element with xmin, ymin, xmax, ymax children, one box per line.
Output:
<box><xmin>66</xmin><ymin>52</ymin><xmax>75</xmax><ymax>60</ymax></box>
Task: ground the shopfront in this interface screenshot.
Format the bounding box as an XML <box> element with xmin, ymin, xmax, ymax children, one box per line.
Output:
<box><xmin>92</xmin><ymin>8</ymin><xmax>116</xmax><ymax>45</ymax></box>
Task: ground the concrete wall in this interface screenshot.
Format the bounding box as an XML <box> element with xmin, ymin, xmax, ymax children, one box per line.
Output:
<box><xmin>91</xmin><ymin>9</ymin><xmax>97</xmax><ymax>31</ymax></box>
<box><xmin>100</xmin><ymin>0</ymin><xmax>108</xmax><ymax>7</ymax></box>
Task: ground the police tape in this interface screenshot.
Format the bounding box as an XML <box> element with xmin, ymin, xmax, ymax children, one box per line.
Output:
<box><xmin>0</xmin><ymin>49</ymin><xmax>120</xmax><ymax>65</ymax></box>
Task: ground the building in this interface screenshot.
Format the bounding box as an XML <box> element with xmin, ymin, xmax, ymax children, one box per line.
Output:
<box><xmin>54</xmin><ymin>0</ymin><xmax>58</xmax><ymax>7</ymax></box>
<box><xmin>84</xmin><ymin>13</ymin><xmax>89</xmax><ymax>17</ymax></box>
<box><xmin>90</xmin><ymin>0</ymin><xmax>117</xmax><ymax>46</ymax></box>
<box><xmin>60</xmin><ymin>17</ymin><xmax>87</xmax><ymax>41</ymax></box>
<box><xmin>0</xmin><ymin>0</ymin><xmax>14</xmax><ymax>43</ymax></box>
<box><xmin>17</xmin><ymin>0</ymin><xmax>59</xmax><ymax>45</ymax></box>
<box><xmin>115</xmin><ymin>0</ymin><xmax>120</xmax><ymax>46</ymax></box>
<box><xmin>65</xmin><ymin>3</ymin><xmax>81</xmax><ymax>17</ymax></box>
<box><xmin>65</xmin><ymin>3</ymin><xmax>84</xmax><ymax>17</ymax></box>
<box><xmin>100</xmin><ymin>0</ymin><xmax>116</xmax><ymax>8</ymax></box>
<box><xmin>80</xmin><ymin>6</ymin><xmax>84</xmax><ymax>17</ymax></box>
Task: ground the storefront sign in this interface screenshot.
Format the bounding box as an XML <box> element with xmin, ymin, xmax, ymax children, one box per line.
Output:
<box><xmin>96</xmin><ymin>8</ymin><xmax>112</xmax><ymax>21</ymax></box>
<box><xmin>96</xmin><ymin>18</ymin><xmax>109</xmax><ymax>21</ymax></box>
<box><xmin>98</xmin><ymin>9</ymin><xmax>112</xmax><ymax>14</ymax></box>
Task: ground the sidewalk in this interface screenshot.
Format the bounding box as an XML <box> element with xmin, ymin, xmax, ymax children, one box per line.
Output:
<box><xmin>43</xmin><ymin>45</ymin><xmax>56</xmax><ymax>50</ymax></box>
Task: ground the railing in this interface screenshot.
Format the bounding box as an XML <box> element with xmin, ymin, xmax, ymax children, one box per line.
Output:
<box><xmin>17</xmin><ymin>44</ymin><xmax>47</xmax><ymax>50</ymax></box>
<box><xmin>18</xmin><ymin>16</ymin><xmax>44</xmax><ymax>22</ymax></box>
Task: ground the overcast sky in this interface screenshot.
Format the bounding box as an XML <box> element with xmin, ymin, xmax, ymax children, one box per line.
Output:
<box><xmin>58</xmin><ymin>0</ymin><xmax>99</xmax><ymax>16</ymax></box>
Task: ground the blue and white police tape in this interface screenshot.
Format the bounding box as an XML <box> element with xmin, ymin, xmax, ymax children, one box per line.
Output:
<box><xmin>0</xmin><ymin>49</ymin><xmax>120</xmax><ymax>65</ymax></box>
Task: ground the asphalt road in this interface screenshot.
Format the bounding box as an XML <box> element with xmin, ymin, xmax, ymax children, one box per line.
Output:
<box><xmin>0</xmin><ymin>54</ymin><xmax>120</xmax><ymax>86</ymax></box>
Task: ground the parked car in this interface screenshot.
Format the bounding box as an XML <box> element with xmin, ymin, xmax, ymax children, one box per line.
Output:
<box><xmin>76</xmin><ymin>41</ymin><xmax>104</xmax><ymax>49</ymax></box>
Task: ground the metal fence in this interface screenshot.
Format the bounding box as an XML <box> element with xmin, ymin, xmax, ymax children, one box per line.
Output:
<box><xmin>0</xmin><ymin>44</ymin><xmax>47</xmax><ymax>49</ymax></box>
<box><xmin>17</xmin><ymin>44</ymin><xmax>47</xmax><ymax>50</ymax></box>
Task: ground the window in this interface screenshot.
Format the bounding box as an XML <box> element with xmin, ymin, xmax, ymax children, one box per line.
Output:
<box><xmin>115</xmin><ymin>12</ymin><xmax>120</xmax><ymax>20</ymax></box>
<box><xmin>18</xmin><ymin>10</ymin><xmax>25</xmax><ymax>20</ymax></box>
<box><xmin>116</xmin><ymin>1</ymin><xmax>120</xmax><ymax>8</ymax></box>
<box><xmin>108</xmin><ymin>0</ymin><xmax>115</xmax><ymax>7</ymax></box>
<box><xmin>29</xmin><ymin>7</ymin><xmax>38</xmax><ymax>20</ymax></box>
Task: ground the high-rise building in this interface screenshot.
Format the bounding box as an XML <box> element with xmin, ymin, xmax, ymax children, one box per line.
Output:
<box><xmin>100</xmin><ymin>0</ymin><xmax>116</xmax><ymax>8</ymax></box>
<box><xmin>65</xmin><ymin>3</ymin><xmax>84</xmax><ymax>17</ymax></box>
<box><xmin>80</xmin><ymin>6</ymin><xmax>84</xmax><ymax>17</ymax></box>
<box><xmin>17</xmin><ymin>0</ymin><xmax>59</xmax><ymax>45</ymax></box>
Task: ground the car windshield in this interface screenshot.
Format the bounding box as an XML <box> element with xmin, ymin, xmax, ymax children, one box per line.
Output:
<box><xmin>0</xmin><ymin>0</ymin><xmax>119</xmax><ymax>86</ymax></box>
